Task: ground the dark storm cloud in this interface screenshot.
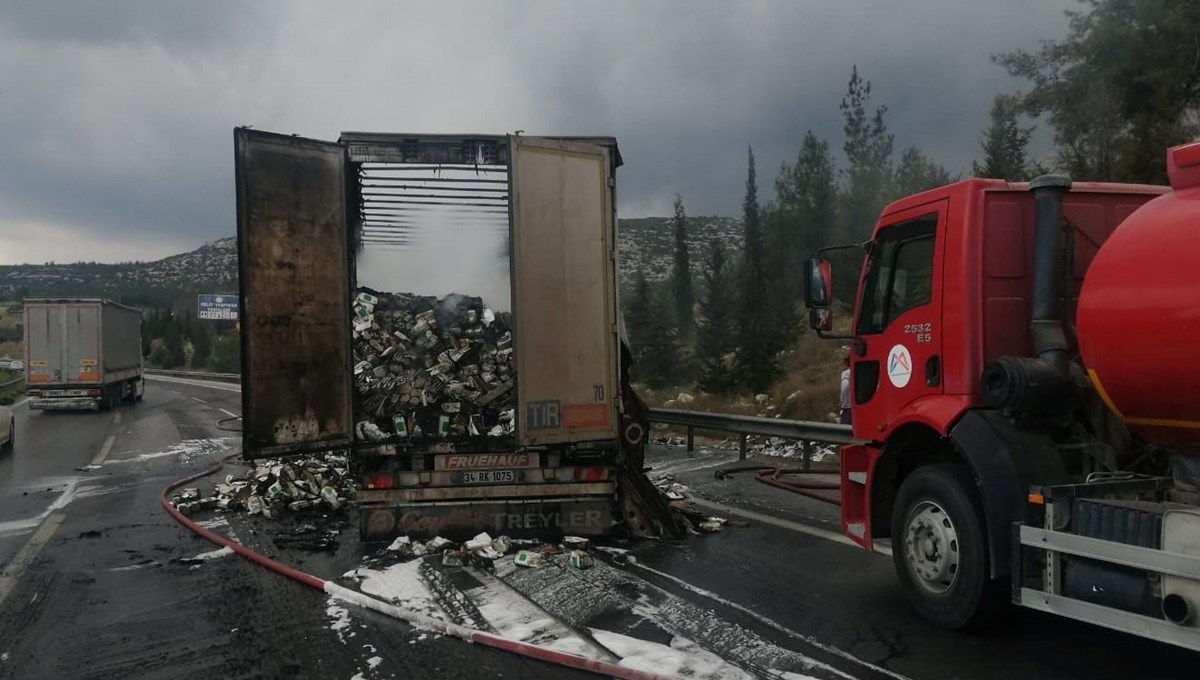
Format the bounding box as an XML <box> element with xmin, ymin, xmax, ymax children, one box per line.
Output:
<box><xmin>0</xmin><ymin>0</ymin><xmax>1075</xmax><ymax>264</ymax></box>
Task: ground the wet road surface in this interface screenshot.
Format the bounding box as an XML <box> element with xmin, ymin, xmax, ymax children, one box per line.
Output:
<box><xmin>0</xmin><ymin>377</ymin><xmax>1194</xmax><ymax>679</ymax></box>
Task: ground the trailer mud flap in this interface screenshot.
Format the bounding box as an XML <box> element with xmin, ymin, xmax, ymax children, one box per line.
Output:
<box><xmin>360</xmin><ymin>498</ymin><xmax>615</xmax><ymax>541</ymax></box>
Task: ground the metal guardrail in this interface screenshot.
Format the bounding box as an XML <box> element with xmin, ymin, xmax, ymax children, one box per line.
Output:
<box><xmin>0</xmin><ymin>376</ymin><xmax>22</xmax><ymax>390</ymax></box>
<box><xmin>144</xmin><ymin>368</ymin><xmax>242</xmax><ymax>384</ymax></box>
<box><xmin>647</xmin><ymin>407</ymin><xmax>854</xmax><ymax>465</ymax></box>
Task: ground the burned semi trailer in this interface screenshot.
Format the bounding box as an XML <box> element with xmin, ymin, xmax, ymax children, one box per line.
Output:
<box><xmin>234</xmin><ymin>128</ymin><xmax>677</xmax><ymax>541</ymax></box>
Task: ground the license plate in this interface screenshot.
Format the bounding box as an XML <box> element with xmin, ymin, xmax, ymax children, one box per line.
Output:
<box><xmin>461</xmin><ymin>470</ymin><xmax>516</xmax><ymax>484</ymax></box>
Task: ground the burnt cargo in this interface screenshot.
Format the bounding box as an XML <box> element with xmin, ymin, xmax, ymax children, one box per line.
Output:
<box><xmin>351</xmin><ymin>289</ymin><xmax>516</xmax><ymax>442</ymax></box>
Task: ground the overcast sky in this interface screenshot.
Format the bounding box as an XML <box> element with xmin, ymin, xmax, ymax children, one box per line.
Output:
<box><xmin>0</xmin><ymin>0</ymin><xmax>1076</xmax><ymax>265</ymax></box>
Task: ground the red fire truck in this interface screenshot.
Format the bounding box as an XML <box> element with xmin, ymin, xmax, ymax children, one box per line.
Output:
<box><xmin>804</xmin><ymin>143</ymin><xmax>1200</xmax><ymax>650</ymax></box>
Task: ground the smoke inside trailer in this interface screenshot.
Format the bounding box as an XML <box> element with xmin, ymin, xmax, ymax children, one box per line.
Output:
<box><xmin>354</xmin><ymin>163</ymin><xmax>511</xmax><ymax>312</ymax></box>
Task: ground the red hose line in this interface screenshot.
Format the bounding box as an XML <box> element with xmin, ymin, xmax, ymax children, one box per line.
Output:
<box><xmin>717</xmin><ymin>464</ymin><xmax>842</xmax><ymax>506</ymax></box>
<box><xmin>160</xmin><ymin>452</ymin><xmax>325</xmax><ymax>589</ymax></box>
<box><xmin>162</xmin><ymin>451</ymin><xmax>677</xmax><ymax>680</ymax></box>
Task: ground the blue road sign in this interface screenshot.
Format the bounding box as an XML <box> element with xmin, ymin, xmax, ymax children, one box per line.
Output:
<box><xmin>197</xmin><ymin>294</ymin><xmax>239</xmax><ymax>320</ymax></box>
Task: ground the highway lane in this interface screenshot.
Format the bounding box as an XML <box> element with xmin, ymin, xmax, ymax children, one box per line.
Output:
<box><xmin>0</xmin><ymin>378</ymin><xmax>595</xmax><ymax>680</ymax></box>
<box><xmin>641</xmin><ymin>445</ymin><xmax>1198</xmax><ymax>680</ymax></box>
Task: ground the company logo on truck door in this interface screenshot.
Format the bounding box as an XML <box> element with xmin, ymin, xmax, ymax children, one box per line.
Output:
<box><xmin>887</xmin><ymin>344</ymin><xmax>913</xmax><ymax>388</ymax></box>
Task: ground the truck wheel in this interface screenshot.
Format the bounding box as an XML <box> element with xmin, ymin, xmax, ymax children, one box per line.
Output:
<box><xmin>2</xmin><ymin>420</ymin><xmax>12</xmax><ymax>452</ymax></box>
<box><xmin>891</xmin><ymin>463</ymin><xmax>1002</xmax><ymax>629</ymax></box>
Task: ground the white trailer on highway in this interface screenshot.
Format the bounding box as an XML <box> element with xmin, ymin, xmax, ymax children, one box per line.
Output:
<box><xmin>23</xmin><ymin>298</ymin><xmax>144</xmax><ymax>410</ymax></box>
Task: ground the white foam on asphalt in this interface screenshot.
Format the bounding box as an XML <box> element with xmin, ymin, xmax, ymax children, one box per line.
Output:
<box><xmin>186</xmin><ymin>546</ymin><xmax>233</xmax><ymax>563</ymax></box>
<box><xmin>492</xmin><ymin>553</ymin><xmax>862</xmax><ymax>680</ymax></box>
<box><xmin>462</xmin><ymin>567</ymin><xmax>610</xmax><ymax>660</ymax></box>
<box><xmin>326</xmin><ymin>600</ymin><xmax>354</xmax><ymax>644</ymax></box>
<box><xmin>590</xmin><ymin>628</ymin><xmax>753</xmax><ymax>680</ymax></box>
<box><xmin>107</xmin><ymin>438</ymin><xmax>230</xmax><ymax>465</ymax></box>
<box><xmin>625</xmin><ymin>558</ymin><xmax>910</xmax><ymax>680</ymax></box>
<box><xmin>355</xmin><ymin>559</ymin><xmax>446</xmax><ymax>621</ymax></box>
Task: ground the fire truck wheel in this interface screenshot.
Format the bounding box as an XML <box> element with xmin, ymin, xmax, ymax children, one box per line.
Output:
<box><xmin>891</xmin><ymin>463</ymin><xmax>1003</xmax><ymax>629</ymax></box>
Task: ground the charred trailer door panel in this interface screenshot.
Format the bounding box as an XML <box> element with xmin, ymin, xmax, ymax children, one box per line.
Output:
<box><xmin>235</xmin><ymin>129</ymin><xmax>354</xmax><ymax>458</ymax></box>
<box><xmin>511</xmin><ymin>137</ymin><xmax>619</xmax><ymax>446</ymax></box>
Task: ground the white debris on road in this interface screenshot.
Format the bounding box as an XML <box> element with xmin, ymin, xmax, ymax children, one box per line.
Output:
<box><xmin>367</xmin><ymin>656</ymin><xmax>383</xmax><ymax>669</ymax></box>
<box><xmin>590</xmin><ymin>629</ymin><xmax>753</xmax><ymax>680</ymax></box>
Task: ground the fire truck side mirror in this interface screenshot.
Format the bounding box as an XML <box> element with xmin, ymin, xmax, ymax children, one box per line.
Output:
<box><xmin>804</xmin><ymin>257</ymin><xmax>833</xmax><ymax>331</ymax></box>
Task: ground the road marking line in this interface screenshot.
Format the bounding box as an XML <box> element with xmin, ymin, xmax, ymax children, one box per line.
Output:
<box><xmin>91</xmin><ymin>435</ymin><xmax>116</xmax><ymax>466</ymax></box>
<box><xmin>689</xmin><ymin>497</ymin><xmax>893</xmax><ymax>557</ymax></box>
<box><xmin>0</xmin><ymin>512</ymin><xmax>66</xmax><ymax>608</ymax></box>
<box><xmin>13</xmin><ymin>397</ymin><xmax>28</xmax><ymax>409</ymax></box>
<box><xmin>191</xmin><ymin>396</ymin><xmax>207</xmax><ymax>404</ymax></box>
<box><xmin>219</xmin><ymin>408</ymin><xmax>240</xmax><ymax>419</ymax></box>
<box><xmin>145</xmin><ymin>375</ymin><xmax>241</xmax><ymax>393</ymax></box>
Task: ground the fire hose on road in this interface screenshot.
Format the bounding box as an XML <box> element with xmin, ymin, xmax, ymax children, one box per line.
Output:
<box><xmin>714</xmin><ymin>465</ymin><xmax>842</xmax><ymax>506</ymax></box>
<box><xmin>161</xmin><ymin>452</ymin><xmax>677</xmax><ymax>680</ymax></box>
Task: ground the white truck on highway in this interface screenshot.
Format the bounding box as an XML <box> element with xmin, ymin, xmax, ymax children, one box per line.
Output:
<box><xmin>24</xmin><ymin>298</ymin><xmax>144</xmax><ymax>410</ymax></box>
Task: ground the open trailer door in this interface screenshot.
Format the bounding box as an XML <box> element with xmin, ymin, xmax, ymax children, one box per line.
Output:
<box><xmin>234</xmin><ymin>128</ymin><xmax>354</xmax><ymax>459</ymax></box>
<box><xmin>509</xmin><ymin>136</ymin><xmax>620</xmax><ymax>447</ymax></box>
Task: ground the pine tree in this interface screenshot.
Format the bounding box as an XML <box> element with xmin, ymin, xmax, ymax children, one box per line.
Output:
<box><xmin>670</xmin><ymin>194</ymin><xmax>694</xmax><ymax>340</ymax></box>
<box><xmin>768</xmin><ymin>131</ymin><xmax>838</xmax><ymax>324</ymax></box>
<box><xmin>639</xmin><ymin>286</ymin><xmax>681</xmax><ymax>389</ymax></box>
<box><xmin>625</xmin><ymin>272</ymin><xmax>652</xmax><ymax>355</ymax></box>
<box><xmin>894</xmin><ymin>147</ymin><xmax>954</xmax><ymax>197</ymax></box>
<box><xmin>736</xmin><ymin>146</ymin><xmax>778</xmax><ymax>392</ymax></box>
<box><xmin>163</xmin><ymin>321</ymin><xmax>185</xmax><ymax>370</ymax></box>
<box><xmin>626</xmin><ymin>273</ymin><xmax>679</xmax><ymax>388</ymax></box>
<box><xmin>697</xmin><ymin>240</ymin><xmax>735</xmax><ymax>393</ymax></box>
<box><xmin>972</xmin><ymin>94</ymin><xmax>1033</xmax><ymax>180</ymax></box>
<box><xmin>838</xmin><ymin>66</ymin><xmax>894</xmax><ymax>243</ymax></box>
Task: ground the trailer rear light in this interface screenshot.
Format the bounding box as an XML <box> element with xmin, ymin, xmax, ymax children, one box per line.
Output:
<box><xmin>365</xmin><ymin>473</ymin><xmax>395</xmax><ymax>490</ymax></box>
<box><xmin>575</xmin><ymin>466</ymin><xmax>610</xmax><ymax>482</ymax></box>
<box><xmin>86</xmin><ymin>389</ymin><xmax>101</xmax><ymax>397</ymax></box>
<box><xmin>27</xmin><ymin>390</ymin><xmax>41</xmax><ymax>397</ymax></box>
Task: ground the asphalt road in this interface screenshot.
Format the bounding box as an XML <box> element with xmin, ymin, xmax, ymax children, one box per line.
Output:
<box><xmin>640</xmin><ymin>444</ymin><xmax>1200</xmax><ymax>679</ymax></box>
<box><xmin>0</xmin><ymin>378</ymin><xmax>1195</xmax><ymax>680</ymax></box>
<box><xmin>0</xmin><ymin>378</ymin><xmax>594</xmax><ymax>680</ymax></box>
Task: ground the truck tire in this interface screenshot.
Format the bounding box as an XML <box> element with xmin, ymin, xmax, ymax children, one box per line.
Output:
<box><xmin>2</xmin><ymin>420</ymin><xmax>12</xmax><ymax>452</ymax></box>
<box><xmin>890</xmin><ymin>463</ymin><xmax>1004</xmax><ymax>629</ymax></box>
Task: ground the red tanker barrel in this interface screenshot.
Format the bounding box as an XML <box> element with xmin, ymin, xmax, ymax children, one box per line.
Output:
<box><xmin>1077</xmin><ymin>143</ymin><xmax>1200</xmax><ymax>453</ymax></box>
